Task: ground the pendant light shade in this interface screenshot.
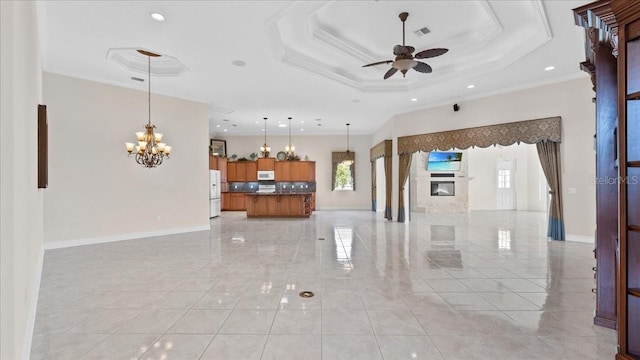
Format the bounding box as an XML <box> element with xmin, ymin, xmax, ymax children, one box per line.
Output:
<box><xmin>342</xmin><ymin>123</ymin><xmax>354</xmax><ymax>166</ymax></box>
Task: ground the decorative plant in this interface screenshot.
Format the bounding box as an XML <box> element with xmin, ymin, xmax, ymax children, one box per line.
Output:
<box><xmin>249</xmin><ymin>152</ymin><xmax>258</xmax><ymax>161</ymax></box>
<box><xmin>237</xmin><ymin>157</ymin><xmax>248</xmax><ymax>161</ymax></box>
<box><xmin>230</xmin><ymin>154</ymin><xmax>238</xmax><ymax>161</ymax></box>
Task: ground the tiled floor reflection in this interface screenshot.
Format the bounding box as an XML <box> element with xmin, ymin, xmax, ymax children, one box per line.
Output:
<box><xmin>31</xmin><ymin>210</ymin><xmax>616</xmax><ymax>359</ymax></box>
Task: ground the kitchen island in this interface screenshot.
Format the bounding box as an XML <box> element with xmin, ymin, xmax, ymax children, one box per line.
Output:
<box><xmin>245</xmin><ymin>192</ymin><xmax>313</xmax><ymax>218</ymax></box>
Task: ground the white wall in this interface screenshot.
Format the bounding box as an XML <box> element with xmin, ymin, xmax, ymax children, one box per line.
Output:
<box><xmin>467</xmin><ymin>144</ymin><xmax>546</xmax><ymax>211</ymax></box>
<box><xmin>0</xmin><ymin>2</ymin><xmax>44</xmax><ymax>359</ymax></box>
<box><xmin>215</xmin><ymin>135</ymin><xmax>371</xmax><ymax>210</ymax></box>
<box><xmin>43</xmin><ymin>73</ymin><xmax>210</xmax><ymax>246</ymax></box>
<box><xmin>372</xmin><ymin>77</ymin><xmax>596</xmax><ymax>238</ymax></box>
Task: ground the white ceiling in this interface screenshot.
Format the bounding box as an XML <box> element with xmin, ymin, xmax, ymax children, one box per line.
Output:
<box><xmin>36</xmin><ymin>0</ymin><xmax>590</xmax><ymax>136</ymax></box>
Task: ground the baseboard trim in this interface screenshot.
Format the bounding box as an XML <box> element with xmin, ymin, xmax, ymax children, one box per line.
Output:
<box><xmin>22</xmin><ymin>246</ymin><xmax>45</xmax><ymax>360</ymax></box>
<box><xmin>594</xmin><ymin>315</ymin><xmax>617</xmax><ymax>330</ymax></box>
<box><xmin>43</xmin><ymin>225</ymin><xmax>211</xmax><ymax>250</ymax></box>
<box><xmin>565</xmin><ymin>234</ymin><xmax>595</xmax><ymax>243</ymax></box>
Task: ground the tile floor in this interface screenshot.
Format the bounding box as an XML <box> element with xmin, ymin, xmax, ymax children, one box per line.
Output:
<box><xmin>31</xmin><ymin>210</ymin><xmax>616</xmax><ymax>359</ymax></box>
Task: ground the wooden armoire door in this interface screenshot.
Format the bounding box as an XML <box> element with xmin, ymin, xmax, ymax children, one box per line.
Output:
<box><xmin>615</xmin><ymin>1</ymin><xmax>640</xmax><ymax>358</ymax></box>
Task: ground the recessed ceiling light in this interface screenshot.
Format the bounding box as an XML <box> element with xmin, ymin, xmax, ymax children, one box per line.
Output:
<box><xmin>150</xmin><ymin>13</ymin><xmax>165</xmax><ymax>22</ymax></box>
<box><xmin>223</xmin><ymin>129</ymin><xmax>228</xmax><ymax>132</ymax></box>
<box><xmin>278</xmin><ymin>123</ymin><xmax>287</xmax><ymax>128</ymax></box>
<box><xmin>300</xmin><ymin>129</ymin><xmax>304</xmax><ymax>132</ymax></box>
<box><xmin>544</xmin><ymin>66</ymin><xmax>555</xmax><ymax>71</ymax></box>
<box><xmin>231</xmin><ymin>60</ymin><xmax>246</xmax><ymax>67</ymax></box>
<box><xmin>300</xmin><ymin>120</ymin><xmax>304</xmax><ymax>124</ymax></box>
<box><xmin>411</xmin><ymin>98</ymin><xmax>418</xmax><ymax>102</ymax></box>
<box><xmin>216</xmin><ymin>124</ymin><xmax>221</xmax><ymax>128</ymax></box>
<box><xmin>467</xmin><ymin>84</ymin><xmax>475</xmax><ymax>89</ymax></box>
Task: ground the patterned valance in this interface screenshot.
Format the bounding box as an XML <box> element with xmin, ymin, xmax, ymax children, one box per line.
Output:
<box><xmin>370</xmin><ymin>140</ymin><xmax>392</xmax><ymax>161</ymax></box>
<box><xmin>332</xmin><ymin>151</ymin><xmax>355</xmax><ymax>164</ymax></box>
<box><xmin>397</xmin><ymin>116</ymin><xmax>562</xmax><ymax>154</ymax></box>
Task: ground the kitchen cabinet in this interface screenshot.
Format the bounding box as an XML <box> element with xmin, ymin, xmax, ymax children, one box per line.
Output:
<box><xmin>246</xmin><ymin>193</ymin><xmax>312</xmax><ymax>217</ymax></box>
<box><xmin>257</xmin><ymin>158</ymin><xmax>275</xmax><ymax>171</ymax></box>
<box><xmin>274</xmin><ymin>161</ymin><xmax>315</xmax><ymax>181</ymax></box>
<box><xmin>246</xmin><ymin>161</ymin><xmax>258</xmax><ymax>181</ymax></box>
<box><xmin>221</xmin><ymin>192</ymin><xmax>230</xmax><ymax>210</ymax></box>
<box><xmin>229</xmin><ymin>193</ymin><xmax>246</xmax><ymax>211</ymax></box>
<box><xmin>274</xmin><ymin>161</ymin><xmax>289</xmax><ymax>181</ymax></box>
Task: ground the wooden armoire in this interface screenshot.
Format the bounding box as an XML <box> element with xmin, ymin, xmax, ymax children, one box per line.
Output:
<box><xmin>574</xmin><ymin>1</ymin><xmax>640</xmax><ymax>358</ymax></box>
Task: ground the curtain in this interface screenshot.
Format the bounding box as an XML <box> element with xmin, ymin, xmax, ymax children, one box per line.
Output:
<box><xmin>536</xmin><ymin>141</ymin><xmax>565</xmax><ymax>240</ymax></box>
<box><xmin>397</xmin><ymin>153</ymin><xmax>412</xmax><ymax>223</ymax></box>
<box><xmin>384</xmin><ymin>155</ymin><xmax>392</xmax><ymax>220</ymax></box>
<box><xmin>371</xmin><ymin>160</ymin><xmax>376</xmax><ymax>211</ymax></box>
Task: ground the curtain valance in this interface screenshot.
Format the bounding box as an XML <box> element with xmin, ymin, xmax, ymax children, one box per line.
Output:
<box><xmin>370</xmin><ymin>140</ymin><xmax>392</xmax><ymax>161</ymax></box>
<box><xmin>397</xmin><ymin>116</ymin><xmax>562</xmax><ymax>154</ymax></box>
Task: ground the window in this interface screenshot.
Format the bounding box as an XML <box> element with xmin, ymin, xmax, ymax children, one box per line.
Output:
<box><xmin>498</xmin><ymin>169</ymin><xmax>511</xmax><ymax>189</ymax></box>
<box><xmin>332</xmin><ymin>152</ymin><xmax>355</xmax><ymax>191</ymax></box>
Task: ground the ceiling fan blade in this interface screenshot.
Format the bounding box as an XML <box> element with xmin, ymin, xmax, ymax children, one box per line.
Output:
<box><xmin>415</xmin><ymin>48</ymin><xmax>449</xmax><ymax>59</ymax></box>
<box><xmin>362</xmin><ymin>60</ymin><xmax>393</xmax><ymax>68</ymax></box>
<box><xmin>384</xmin><ymin>67</ymin><xmax>398</xmax><ymax>79</ymax></box>
<box><xmin>413</xmin><ymin>62</ymin><xmax>433</xmax><ymax>73</ymax></box>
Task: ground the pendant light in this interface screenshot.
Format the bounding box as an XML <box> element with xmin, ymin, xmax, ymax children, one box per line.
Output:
<box><xmin>342</xmin><ymin>123</ymin><xmax>354</xmax><ymax>166</ymax></box>
<box><xmin>285</xmin><ymin>117</ymin><xmax>295</xmax><ymax>159</ymax></box>
<box><xmin>125</xmin><ymin>50</ymin><xmax>172</xmax><ymax>168</ymax></box>
<box><xmin>260</xmin><ymin>117</ymin><xmax>271</xmax><ymax>157</ymax></box>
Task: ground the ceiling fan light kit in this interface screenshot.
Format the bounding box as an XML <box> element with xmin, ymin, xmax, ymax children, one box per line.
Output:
<box><xmin>362</xmin><ymin>11</ymin><xmax>448</xmax><ymax>79</ymax></box>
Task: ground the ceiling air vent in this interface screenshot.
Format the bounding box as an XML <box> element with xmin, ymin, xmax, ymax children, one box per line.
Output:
<box><xmin>414</xmin><ymin>27</ymin><xmax>430</xmax><ymax>37</ymax></box>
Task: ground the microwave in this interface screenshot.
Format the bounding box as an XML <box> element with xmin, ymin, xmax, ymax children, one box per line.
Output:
<box><xmin>257</xmin><ymin>170</ymin><xmax>275</xmax><ymax>180</ymax></box>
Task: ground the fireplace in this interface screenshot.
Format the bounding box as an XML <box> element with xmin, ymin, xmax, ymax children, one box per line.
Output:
<box><xmin>431</xmin><ymin>181</ymin><xmax>455</xmax><ymax>196</ymax></box>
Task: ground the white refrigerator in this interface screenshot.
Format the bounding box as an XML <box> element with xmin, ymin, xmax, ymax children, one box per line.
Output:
<box><xmin>209</xmin><ymin>170</ymin><xmax>221</xmax><ymax>218</ymax></box>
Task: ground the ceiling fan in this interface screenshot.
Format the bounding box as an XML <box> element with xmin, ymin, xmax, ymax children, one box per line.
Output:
<box><xmin>362</xmin><ymin>12</ymin><xmax>448</xmax><ymax>79</ymax></box>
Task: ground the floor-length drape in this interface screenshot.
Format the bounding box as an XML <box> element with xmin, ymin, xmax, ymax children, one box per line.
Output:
<box><xmin>398</xmin><ymin>153</ymin><xmax>412</xmax><ymax>223</ymax></box>
<box><xmin>384</xmin><ymin>155</ymin><xmax>392</xmax><ymax>220</ymax></box>
<box><xmin>536</xmin><ymin>141</ymin><xmax>565</xmax><ymax>240</ymax></box>
<box><xmin>371</xmin><ymin>160</ymin><xmax>377</xmax><ymax>211</ymax></box>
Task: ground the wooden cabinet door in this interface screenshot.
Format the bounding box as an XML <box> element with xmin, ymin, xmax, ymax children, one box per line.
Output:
<box><xmin>218</xmin><ymin>157</ymin><xmax>228</xmax><ymax>183</ymax></box>
<box><xmin>257</xmin><ymin>158</ymin><xmax>275</xmax><ymax>171</ymax></box>
<box><xmin>289</xmin><ymin>162</ymin><xmax>301</xmax><ymax>181</ymax></box>
<box><xmin>267</xmin><ymin>196</ymin><xmax>278</xmax><ymax>215</ymax></box>
<box><xmin>235</xmin><ymin>163</ymin><xmax>247</xmax><ymax>181</ymax></box>
<box><xmin>221</xmin><ymin>193</ymin><xmax>230</xmax><ymax>210</ymax></box>
<box><xmin>278</xmin><ymin>196</ymin><xmax>291</xmax><ymax>216</ymax></box>
<box><xmin>275</xmin><ymin>161</ymin><xmax>290</xmax><ymax>181</ymax></box>
<box><xmin>246</xmin><ymin>162</ymin><xmax>258</xmax><ymax>181</ymax></box>
<box><xmin>307</xmin><ymin>162</ymin><xmax>316</xmax><ymax>181</ymax></box>
<box><xmin>227</xmin><ymin>162</ymin><xmax>237</xmax><ymax>182</ymax></box>
<box><xmin>209</xmin><ymin>155</ymin><xmax>217</xmax><ymax>170</ymax></box>
<box><xmin>230</xmin><ymin>193</ymin><xmax>246</xmax><ymax>210</ymax></box>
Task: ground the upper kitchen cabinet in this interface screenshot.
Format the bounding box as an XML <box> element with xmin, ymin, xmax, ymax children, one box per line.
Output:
<box><xmin>257</xmin><ymin>158</ymin><xmax>275</xmax><ymax>171</ymax></box>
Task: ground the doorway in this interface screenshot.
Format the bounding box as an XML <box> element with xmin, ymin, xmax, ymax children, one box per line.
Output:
<box><xmin>496</xmin><ymin>159</ymin><xmax>516</xmax><ymax>210</ymax></box>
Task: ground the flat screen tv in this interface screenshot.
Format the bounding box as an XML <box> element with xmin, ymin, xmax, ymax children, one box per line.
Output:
<box><xmin>427</xmin><ymin>151</ymin><xmax>462</xmax><ymax>171</ymax></box>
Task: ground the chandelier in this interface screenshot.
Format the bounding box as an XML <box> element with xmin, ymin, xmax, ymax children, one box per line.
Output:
<box><xmin>125</xmin><ymin>49</ymin><xmax>172</xmax><ymax>168</ymax></box>
<box><xmin>260</xmin><ymin>117</ymin><xmax>271</xmax><ymax>157</ymax></box>
<box><xmin>342</xmin><ymin>123</ymin><xmax>354</xmax><ymax>166</ymax></box>
<box><xmin>285</xmin><ymin>117</ymin><xmax>295</xmax><ymax>159</ymax></box>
